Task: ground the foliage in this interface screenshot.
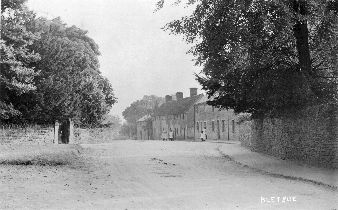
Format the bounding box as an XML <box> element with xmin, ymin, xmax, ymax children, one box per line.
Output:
<box><xmin>0</xmin><ymin>0</ymin><xmax>40</xmax><ymax>119</ymax></box>
<box><xmin>99</xmin><ymin>114</ymin><xmax>122</xmax><ymax>128</ymax></box>
<box><xmin>122</xmin><ymin>95</ymin><xmax>163</xmax><ymax>124</ymax></box>
<box><xmin>16</xmin><ymin>17</ymin><xmax>116</xmax><ymax>125</ymax></box>
<box><xmin>1</xmin><ymin>1</ymin><xmax>117</xmax><ymax>126</ymax></box>
<box><xmin>159</xmin><ymin>0</ymin><xmax>338</xmax><ymax>117</ymax></box>
<box><xmin>119</xmin><ymin>122</ymin><xmax>136</xmax><ymax>139</ymax></box>
<box><xmin>122</xmin><ymin>95</ymin><xmax>163</xmax><ymax>136</ymax></box>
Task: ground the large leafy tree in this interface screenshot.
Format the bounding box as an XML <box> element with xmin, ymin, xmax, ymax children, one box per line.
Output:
<box><xmin>159</xmin><ymin>0</ymin><xmax>338</xmax><ymax>117</ymax></box>
<box><xmin>0</xmin><ymin>0</ymin><xmax>40</xmax><ymax>120</ymax></box>
<box><xmin>22</xmin><ymin>17</ymin><xmax>117</xmax><ymax>126</ymax></box>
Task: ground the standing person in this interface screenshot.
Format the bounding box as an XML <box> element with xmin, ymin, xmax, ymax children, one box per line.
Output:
<box><xmin>203</xmin><ymin>127</ymin><xmax>207</xmax><ymax>140</ymax></box>
<box><xmin>200</xmin><ymin>130</ymin><xmax>206</xmax><ymax>141</ymax></box>
<box><xmin>168</xmin><ymin>128</ymin><xmax>174</xmax><ymax>141</ymax></box>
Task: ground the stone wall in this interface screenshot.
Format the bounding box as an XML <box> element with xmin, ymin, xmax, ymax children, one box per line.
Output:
<box><xmin>74</xmin><ymin>127</ymin><xmax>120</xmax><ymax>144</ymax></box>
<box><xmin>238</xmin><ymin>104</ymin><xmax>338</xmax><ymax>168</ymax></box>
<box><xmin>0</xmin><ymin>125</ymin><xmax>120</xmax><ymax>145</ymax></box>
<box><xmin>0</xmin><ymin>125</ymin><xmax>54</xmax><ymax>144</ymax></box>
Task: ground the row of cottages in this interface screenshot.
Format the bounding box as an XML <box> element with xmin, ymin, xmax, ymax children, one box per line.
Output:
<box><xmin>152</xmin><ymin>88</ymin><xmax>203</xmax><ymax>140</ymax></box>
<box><xmin>137</xmin><ymin>88</ymin><xmax>239</xmax><ymax>141</ymax></box>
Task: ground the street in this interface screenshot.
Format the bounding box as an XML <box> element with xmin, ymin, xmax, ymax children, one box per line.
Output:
<box><xmin>1</xmin><ymin>140</ymin><xmax>337</xmax><ymax>210</ymax></box>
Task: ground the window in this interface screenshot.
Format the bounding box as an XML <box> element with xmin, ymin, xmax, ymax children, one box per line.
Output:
<box><xmin>204</xmin><ymin>122</ymin><xmax>207</xmax><ymax>129</ymax></box>
<box><xmin>212</xmin><ymin>106</ymin><xmax>215</xmax><ymax>112</ymax></box>
<box><xmin>212</xmin><ymin>121</ymin><xmax>215</xmax><ymax>131</ymax></box>
<box><xmin>196</xmin><ymin>122</ymin><xmax>199</xmax><ymax>131</ymax></box>
<box><xmin>182</xmin><ymin>114</ymin><xmax>184</xmax><ymax>119</ymax></box>
<box><xmin>222</xmin><ymin>120</ymin><xmax>225</xmax><ymax>132</ymax></box>
<box><xmin>232</xmin><ymin>120</ymin><xmax>235</xmax><ymax>133</ymax></box>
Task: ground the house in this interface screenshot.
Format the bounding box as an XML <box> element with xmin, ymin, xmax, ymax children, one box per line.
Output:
<box><xmin>152</xmin><ymin>88</ymin><xmax>203</xmax><ymax>140</ymax></box>
<box><xmin>136</xmin><ymin>115</ymin><xmax>152</xmax><ymax>140</ymax></box>
<box><xmin>194</xmin><ymin>95</ymin><xmax>238</xmax><ymax>141</ymax></box>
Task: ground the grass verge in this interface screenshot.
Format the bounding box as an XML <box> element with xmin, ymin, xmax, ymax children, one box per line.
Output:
<box><xmin>0</xmin><ymin>144</ymin><xmax>83</xmax><ymax>167</ymax></box>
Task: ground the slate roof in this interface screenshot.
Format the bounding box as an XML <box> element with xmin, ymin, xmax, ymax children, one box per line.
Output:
<box><xmin>154</xmin><ymin>94</ymin><xmax>204</xmax><ymax>116</ymax></box>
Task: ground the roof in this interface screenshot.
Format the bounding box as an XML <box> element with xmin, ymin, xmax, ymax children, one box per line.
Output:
<box><xmin>154</xmin><ymin>94</ymin><xmax>204</xmax><ymax>116</ymax></box>
<box><xmin>137</xmin><ymin>114</ymin><xmax>152</xmax><ymax>122</ymax></box>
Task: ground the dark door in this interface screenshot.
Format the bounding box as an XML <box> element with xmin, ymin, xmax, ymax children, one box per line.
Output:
<box><xmin>59</xmin><ymin>120</ymin><xmax>70</xmax><ymax>144</ymax></box>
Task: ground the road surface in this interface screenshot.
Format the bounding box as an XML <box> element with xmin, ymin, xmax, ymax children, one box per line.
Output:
<box><xmin>1</xmin><ymin>140</ymin><xmax>337</xmax><ymax>209</ymax></box>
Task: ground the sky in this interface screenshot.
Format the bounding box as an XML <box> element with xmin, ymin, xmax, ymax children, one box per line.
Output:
<box><xmin>27</xmin><ymin>0</ymin><xmax>202</xmax><ymax>120</ymax></box>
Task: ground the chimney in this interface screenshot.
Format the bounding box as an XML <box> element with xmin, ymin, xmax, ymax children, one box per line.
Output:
<box><xmin>165</xmin><ymin>95</ymin><xmax>172</xmax><ymax>103</ymax></box>
<box><xmin>176</xmin><ymin>92</ymin><xmax>183</xmax><ymax>100</ymax></box>
<box><xmin>190</xmin><ymin>88</ymin><xmax>198</xmax><ymax>97</ymax></box>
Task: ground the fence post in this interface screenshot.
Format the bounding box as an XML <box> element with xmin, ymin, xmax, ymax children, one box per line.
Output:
<box><xmin>69</xmin><ymin>118</ymin><xmax>74</xmax><ymax>144</ymax></box>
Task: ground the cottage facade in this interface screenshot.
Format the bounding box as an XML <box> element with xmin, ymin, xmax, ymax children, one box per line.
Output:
<box><xmin>136</xmin><ymin>115</ymin><xmax>152</xmax><ymax>140</ymax></box>
<box><xmin>148</xmin><ymin>88</ymin><xmax>239</xmax><ymax>141</ymax></box>
<box><xmin>194</xmin><ymin>96</ymin><xmax>238</xmax><ymax>141</ymax></box>
<box><xmin>152</xmin><ymin>88</ymin><xmax>203</xmax><ymax>140</ymax></box>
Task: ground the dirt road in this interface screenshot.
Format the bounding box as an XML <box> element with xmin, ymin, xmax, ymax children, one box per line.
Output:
<box><xmin>0</xmin><ymin>140</ymin><xmax>336</xmax><ymax>209</ymax></box>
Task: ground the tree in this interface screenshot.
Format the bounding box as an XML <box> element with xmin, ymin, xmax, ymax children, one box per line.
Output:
<box><xmin>99</xmin><ymin>114</ymin><xmax>122</xmax><ymax>128</ymax></box>
<box><xmin>119</xmin><ymin>122</ymin><xmax>135</xmax><ymax>139</ymax></box>
<box><xmin>21</xmin><ymin>17</ymin><xmax>117</xmax><ymax>125</ymax></box>
<box><xmin>159</xmin><ymin>0</ymin><xmax>338</xmax><ymax>117</ymax></box>
<box><xmin>122</xmin><ymin>95</ymin><xmax>163</xmax><ymax>136</ymax></box>
<box><xmin>0</xmin><ymin>0</ymin><xmax>40</xmax><ymax>120</ymax></box>
<box><xmin>123</xmin><ymin>95</ymin><xmax>163</xmax><ymax>124</ymax></box>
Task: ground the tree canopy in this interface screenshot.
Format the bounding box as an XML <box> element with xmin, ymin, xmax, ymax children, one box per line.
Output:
<box><xmin>1</xmin><ymin>0</ymin><xmax>40</xmax><ymax>119</ymax></box>
<box><xmin>159</xmin><ymin>0</ymin><xmax>338</xmax><ymax>117</ymax></box>
<box><xmin>121</xmin><ymin>95</ymin><xmax>163</xmax><ymax>137</ymax></box>
<box><xmin>1</xmin><ymin>0</ymin><xmax>117</xmax><ymax>126</ymax></box>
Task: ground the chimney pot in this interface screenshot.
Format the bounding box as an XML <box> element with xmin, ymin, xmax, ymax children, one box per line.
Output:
<box><xmin>176</xmin><ymin>92</ymin><xmax>183</xmax><ymax>100</ymax></box>
<box><xmin>190</xmin><ymin>88</ymin><xmax>198</xmax><ymax>97</ymax></box>
<box><xmin>165</xmin><ymin>95</ymin><xmax>172</xmax><ymax>103</ymax></box>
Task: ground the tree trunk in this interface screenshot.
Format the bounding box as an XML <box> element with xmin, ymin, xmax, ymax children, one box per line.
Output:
<box><xmin>292</xmin><ymin>0</ymin><xmax>312</xmax><ymax>90</ymax></box>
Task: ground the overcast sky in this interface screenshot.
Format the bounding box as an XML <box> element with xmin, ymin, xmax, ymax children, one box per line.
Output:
<box><xmin>27</xmin><ymin>0</ymin><xmax>202</xmax><ymax>120</ymax></box>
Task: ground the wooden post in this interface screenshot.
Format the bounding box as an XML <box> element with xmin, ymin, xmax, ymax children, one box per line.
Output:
<box><xmin>54</xmin><ymin>121</ymin><xmax>59</xmax><ymax>144</ymax></box>
<box><xmin>69</xmin><ymin>118</ymin><xmax>74</xmax><ymax>144</ymax></box>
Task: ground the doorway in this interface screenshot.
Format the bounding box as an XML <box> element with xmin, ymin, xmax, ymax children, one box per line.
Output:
<box><xmin>217</xmin><ymin>120</ymin><xmax>220</xmax><ymax>139</ymax></box>
<box><xmin>59</xmin><ymin>120</ymin><xmax>70</xmax><ymax>144</ymax></box>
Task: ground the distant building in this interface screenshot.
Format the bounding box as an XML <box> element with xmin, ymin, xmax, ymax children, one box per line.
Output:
<box><xmin>136</xmin><ymin>115</ymin><xmax>152</xmax><ymax>140</ymax></box>
<box><xmin>194</xmin><ymin>95</ymin><xmax>238</xmax><ymax>141</ymax></box>
<box><xmin>152</xmin><ymin>88</ymin><xmax>203</xmax><ymax>140</ymax></box>
<box><xmin>137</xmin><ymin>88</ymin><xmax>239</xmax><ymax>141</ymax></box>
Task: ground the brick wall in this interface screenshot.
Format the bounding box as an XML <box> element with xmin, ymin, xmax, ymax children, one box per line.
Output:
<box><xmin>238</xmin><ymin>104</ymin><xmax>338</xmax><ymax>168</ymax></box>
